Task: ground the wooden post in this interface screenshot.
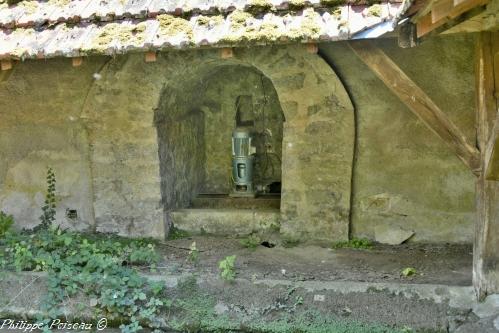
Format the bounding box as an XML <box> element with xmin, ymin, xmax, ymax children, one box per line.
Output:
<box><xmin>474</xmin><ymin>31</ymin><xmax>499</xmax><ymax>300</ymax></box>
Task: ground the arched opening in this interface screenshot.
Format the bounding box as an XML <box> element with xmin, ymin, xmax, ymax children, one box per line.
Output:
<box><xmin>156</xmin><ymin>64</ymin><xmax>284</xmax><ymax>234</ymax></box>
<box><xmin>81</xmin><ymin>46</ymin><xmax>354</xmax><ymax>241</ymax></box>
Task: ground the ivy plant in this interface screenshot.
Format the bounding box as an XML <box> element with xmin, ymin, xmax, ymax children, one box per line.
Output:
<box><xmin>39</xmin><ymin>167</ymin><xmax>57</xmax><ymax>229</ymax></box>
<box><xmin>0</xmin><ymin>227</ymin><xmax>168</xmax><ymax>333</ymax></box>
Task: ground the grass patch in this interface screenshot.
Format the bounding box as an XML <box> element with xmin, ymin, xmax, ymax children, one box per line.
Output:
<box><xmin>167</xmin><ymin>225</ymin><xmax>190</xmax><ymax>240</ymax></box>
<box><xmin>332</xmin><ymin>237</ymin><xmax>373</xmax><ymax>249</ymax></box>
<box><xmin>240</xmin><ymin>234</ymin><xmax>261</xmax><ymax>249</ymax></box>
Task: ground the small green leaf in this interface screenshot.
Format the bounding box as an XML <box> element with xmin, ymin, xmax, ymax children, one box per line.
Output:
<box><xmin>401</xmin><ymin>267</ymin><xmax>417</xmax><ymax>277</ymax></box>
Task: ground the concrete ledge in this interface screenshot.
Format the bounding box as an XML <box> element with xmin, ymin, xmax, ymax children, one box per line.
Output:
<box><xmin>170</xmin><ymin>209</ymin><xmax>280</xmax><ymax>236</ymax></box>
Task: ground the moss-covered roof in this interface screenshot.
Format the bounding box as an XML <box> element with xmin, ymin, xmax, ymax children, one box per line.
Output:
<box><xmin>0</xmin><ymin>0</ymin><xmax>402</xmax><ymax>59</ymax></box>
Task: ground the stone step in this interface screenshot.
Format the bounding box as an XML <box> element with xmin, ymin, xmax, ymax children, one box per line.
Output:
<box><xmin>191</xmin><ymin>194</ymin><xmax>280</xmax><ymax>209</ymax></box>
<box><xmin>171</xmin><ymin>208</ymin><xmax>280</xmax><ymax>236</ymax></box>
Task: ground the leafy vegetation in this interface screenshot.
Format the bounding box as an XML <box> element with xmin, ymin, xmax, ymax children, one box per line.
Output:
<box><xmin>187</xmin><ymin>241</ymin><xmax>200</xmax><ymax>264</ymax></box>
<box><xmin>38</xmin><ymin>167</ymin><xmax>57</xmax><ymax>230</ymax></box>
<box><xmin>0</xmin><ymin>228</ymin><xmax>168</xmax><ymax>332</ymax></box>
<box><xmin>0</xmin><ymin>211</ymin><xmax>14</xmax><ymax>238</ymax></box>
<box><xmin>240</xmin><ymin>234</ymin><xmax>261</xmax><ymax>249</ymax></box>
<box><xmin>167</xmin><ymin>225</ymin><xmax>190</xmax><ymax>240</ymax></box>
<box><xmin>401</xmin><ymin>267</ymin><xmax>417</xmax><ymax>277</ymax></box>
<box><xmin>0</xmin><ymin>169</ymin><xmax>169</xmax><ymax>333</ymax></box>
<box><xmin>218</xmin><ymin>255</ymin><xmax>237</xmax><ymax>281</ymax></box>
<box><xmin>333</xmin><ymin>237</ymin><xmax>373</xmax><ymax>250</ymax></box>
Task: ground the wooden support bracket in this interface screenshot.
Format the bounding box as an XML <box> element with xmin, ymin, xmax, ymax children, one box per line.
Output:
<box><xmin>349</xmin><ymin>40</ymin><xmax>480</xmax><ymax>175</ymax></box>
<box><xmin>72</xmin><ymin>57</ymin><xmax>83</xmax><ymax>67</ymax></box>
<box><xmin>1</xmin><ymin>59</ymin><xmax>12</xmax><ymax>71</ymax></box>
<box><xmin>306</xmin><ymin>43</ymin><xmax>318</xmax><ymax>54</ymax></box>
<box><xmin>0</xmin><ymin>59</ymin><xmax>14</xmax><ymax>82</ymax></box>
<box><xmin>145</xmin><ymin>51</ymin><xmax>157</xmax><ymax>63</ymax></box>
<box><xmin>415</xmin><ymin>0</ymin><xmax>488</xmax><ymax>37</ymax></box>
<box><xmin>220</xmin><ymin>48</ymin><xmax>233</xmax><ymax>59</ymax></box>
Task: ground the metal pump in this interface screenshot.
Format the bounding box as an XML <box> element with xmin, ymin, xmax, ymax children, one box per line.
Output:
<box><xmin>230</xmin><ymin>127</ymin><xmax>256</xmax><ymax>197</ymax></box>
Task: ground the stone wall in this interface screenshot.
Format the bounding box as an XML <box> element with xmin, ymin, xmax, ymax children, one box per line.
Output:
<box><xmin>0</xmin><ymin>58</ymin><xmax>106</xmax><ymax>232</ymax></box>
<box><xmin>0</xmin><ymin>36</ymin><xmax>477</xmax><ymax>243</ymax></box>
<box><xmin>320</xmin><ymin>34</ymin><xmax>476</xmax><ymax>243</ymax></box>
<box><xmin>156</xmin><ymin>90</ymin><xmax>205</xmax><ymax>224</ymax></box>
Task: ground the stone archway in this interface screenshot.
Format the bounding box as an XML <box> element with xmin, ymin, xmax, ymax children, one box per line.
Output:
<box><xmin>81</xmin><ymin>45</ymin><xmax>354</xmax><ymax>241</ymax></box>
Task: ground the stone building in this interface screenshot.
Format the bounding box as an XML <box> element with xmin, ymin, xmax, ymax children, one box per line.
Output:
<box><xmin>0</xmin><ymin>0</ymin><xmax>498</xmax><ymax>297</ymax></box>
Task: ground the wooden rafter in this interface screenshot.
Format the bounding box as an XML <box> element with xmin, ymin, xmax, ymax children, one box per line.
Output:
<box><xmin>349</xmin><ymin>40</ymin><xmax>481</xmax><ymax>175</ymax></box>
<box><xmin>412</xmin><ymin>0</ymin><xmax>489</xmax><ymax>37</ymax></box>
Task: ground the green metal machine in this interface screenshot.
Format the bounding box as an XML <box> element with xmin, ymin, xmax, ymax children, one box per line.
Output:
<box><xmin>230</xmin><ymin>127</ymin><xmax>256</xmax><ymax>197</ymax></box>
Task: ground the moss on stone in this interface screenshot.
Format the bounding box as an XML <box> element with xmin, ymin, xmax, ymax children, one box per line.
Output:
<box><xmin>0</xmin><ymin>0</ymin><xmax>23</xmax><ymax>6</ymax></box>
<box><xmin>367</xmin><ymin>4</ymin><xmax>382</xmax><ymax>16</ymax></box>
<box><xmin>220</xmin><ymin>7</ymin><xmax>325</xmax><ymax>45</ymax></box>
<box><xmin>319</xmin><ymin>0</ymin><xmax>347</xmax><ymax>7</ymax></box>
<box><xmin>47</xmin><ymin>0</ymin><xmax>71</xmax><ymax>6</ymax></box>
<box><xmin>247</xmin><ymin>0</ymin><xmax>275</xmax><ymax>14</ymax></box>
<box><xmin>84</xmin><ymin>22</ymin><xmax>147</xmax><ymax>52</ymax></box>
<box><xmin>195</xmin><ymin>15</ymin><xmax>224</xmax><ymax>27</ymax></box>
<box><xmin>221</xmin><ymin>11</ymin><xmax>286</xmax><ymax>44</ymax></box>
<box><xmin>331</xmin><ymin>6</ymin><xmax>342</xmax><ymax>17</ymax></box>
<box><xmin>289</xmin><ymin>0</ymin><xmax>307</xmax><ymax>10</ymax></box>
<box><xmin>286</xmin><ymin>8</ymin><xmax>322</xmax><ymax>41</ymax></box>
<box><xmin>228</xmin><ymin>10</ymin><xmax>253</xmax><ymax>29</ymax></box>
<box><xmin>157</xmin><ymin>14</ymin><xmax>193</xmax><ymax>41</ymax></box>
<box><xmin>19</xmin><ymin>0</ymin><xmax>38</xmax><ymax>14</ymax></box>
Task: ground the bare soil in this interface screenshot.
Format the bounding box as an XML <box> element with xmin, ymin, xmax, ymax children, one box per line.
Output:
<box><xmin>154</xmin><ymin>236</ymin><xmax>472</xmax><ymax>286</ymax></box>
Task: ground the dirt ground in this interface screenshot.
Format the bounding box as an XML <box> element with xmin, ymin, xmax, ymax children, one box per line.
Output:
<box><xmin>153</xmin><ymin>236</ymin><xmax>473</xmax><ymax>286</ymax></box>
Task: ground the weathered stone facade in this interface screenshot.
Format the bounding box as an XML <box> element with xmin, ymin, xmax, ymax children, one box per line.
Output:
<box><xmin>0</xmin><ymin>36</ymin><xmax>477</xmax><ymax>243</ymax></box>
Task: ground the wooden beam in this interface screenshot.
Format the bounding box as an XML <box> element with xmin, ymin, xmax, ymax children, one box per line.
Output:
<box><xmin>474</xmin><ymin>32</ymin><xmax>499</xmax><ymax>300</ymax></box>
<box><xmin>349</xmin><ymin>40</ymin><xmax>481</xmax><ymax>174</ymax></box>
<box><xmin>0</xmin><ymin>69</ymin><xmax>13</xmax><ymax>82</ymax></box>
<box><xmin>0</xmin><ymin>60</ymin><xmax>14</xmax><ymax>82</ymax></box>
<box><xmin>485</xmin><ymin>117</ymin><xmax>499</xmax><ymax>179</ymax></box>
<box><xmin>145</xmin><ymin>51</ymin><xmax>157</xmax><ymax>63</ymax></box>
<box><xmin>306</xmin><ymin>43</ymin><xmax>318</xmax><ymax>54</ymax></box>
<box><xmin>220</xmin><ymin>48</ymin><xmax>233</xmax><ymax>59</ymax></box>
<box><xmin>1</xmin><ymin>59</ymin><xmax>12</xmax><ymax>71</ymax></box>
<box><xmin>415</xmin><ymin>0</ymin><xmax>488</xmax><ymax>37</ymax></box>
<box><xmin>72</xmin><ymin>57</ymin><xmax>83</xmax><ymax>67</ymax></box>
<box><xmin>432</xmin><ymin>0</ymin><xmax>454</xmax><ymax>23</ymax></box>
